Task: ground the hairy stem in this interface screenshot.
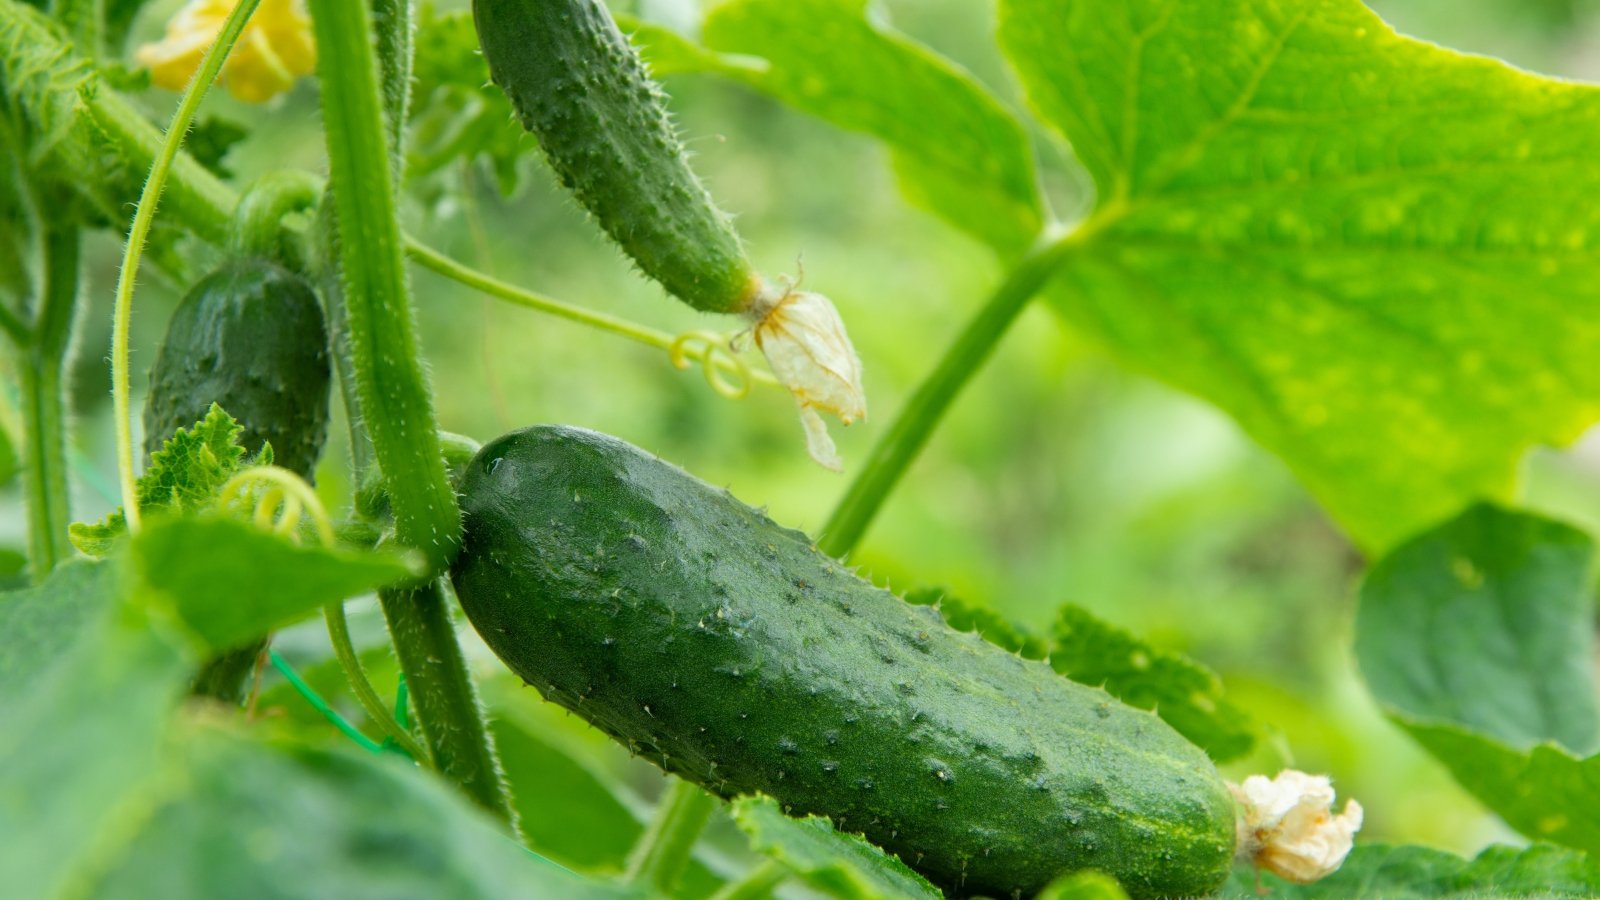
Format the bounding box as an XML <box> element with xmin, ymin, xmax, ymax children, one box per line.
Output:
<box><xmin>308</xmin><ymin>0</ymin><xmax>459</xmax><ymax>574</ymax></box>
<box><xmin>324</xmin><ymin>600</ymin><xmax>427</xmax><ymax>759</ymax></box>
<box><xmin>109</xmin><ymin>0</ymin><xmax>262</xmax><ymax>533</ymax></box>
<box><xmin>819</xmin><ymin>226</ymin><xmax>1089</xmax><ymax>558</ymax></box>
<box><xmin>19</xmin><ymin>222</ymin><xmax>79</xmax><ymax>579</ymax></box>
<box><xmin>379</xmin><ymin>579</ymin><xmax>518</xmax><ymax>828</ymax></box>
<box><xmin>625</xmin><ymin>778</ymin><xmax>717</xmax><ymax>894</ymax></box>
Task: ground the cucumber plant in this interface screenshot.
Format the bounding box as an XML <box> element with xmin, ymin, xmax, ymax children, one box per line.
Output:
<box><xmin>4</xmin><ymin>0</ymin><xmax>1600</xmax><ymax>897</ymax></box>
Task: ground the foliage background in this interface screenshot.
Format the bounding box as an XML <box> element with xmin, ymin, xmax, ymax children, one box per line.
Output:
<box><xmin>5</xmin><ymin>0</ymin><xmax>1600</xmax><ymax>872</ymax></box>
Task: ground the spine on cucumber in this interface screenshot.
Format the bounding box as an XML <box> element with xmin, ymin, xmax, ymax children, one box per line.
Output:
<box><xmin>473</xmin><ymin>0</ymin><xmax>759</xmax><ymax>313</ymax></box>
<box><xmin>450</xmin><ymin>425</ymin><xmax>1237</xmax><ymax>898</ymax></box>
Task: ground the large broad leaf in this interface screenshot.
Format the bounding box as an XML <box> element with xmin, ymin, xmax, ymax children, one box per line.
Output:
<box><xmin>86</xmin><ymin>723</ymin><xmax>640</xmax><ymax>899</ymax></box>
<box><xmin>0</xmin><ymin>560</ymin><xmax>188</xmax><ymax>900</ymax></box>
<box><xmin>1356</xmin><ymin>504</ymin><xmax>1600</xmax><ymax>852</ymax></box>
<box><xmin>999</xmin><ymin>0</ymin><xmax>1600</xmax><ymax>550</ymax></box>
<box><xmin>131</xmin><ymin>515</ymin><xmax>418</xmax><ymax>652</ymax></box>
<box><xmin>1051</xmin><ymin>605</ymin><xmax>1255</xmax><ymax>762</ymax></box>
<box><xmin>690</xmin><ymin>0</ymin><xmax>1044</xmax><ymax>253</ymax></box>
<box><xmin>1223</xmin><ymin>843</ymin><xmax>1600</xmax><ymax>898</ymax></box>
<box><xmin>730</xmin><ymin>795</ymin><xmax>940</xmax><ymax>900</ymax></box>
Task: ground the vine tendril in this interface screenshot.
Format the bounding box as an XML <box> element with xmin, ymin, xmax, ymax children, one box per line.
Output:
<box><xmin>670</xmin><ymin>330</ymin><xmax>753</xmax><ymax>400</ymax></box>
<box><xmin>219</xmin><ymin>465</ymin><xmax>426</xmax><ymax>760</ymax></box>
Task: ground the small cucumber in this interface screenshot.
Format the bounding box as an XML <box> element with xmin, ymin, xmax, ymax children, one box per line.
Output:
<box><xmin>144</xmin><ymin>259</ymin><xmax>331</xmax><ymax>479</ymax></box>
<box><xmin>474</xmin><ymin>0</ymin><xmax>759</xmax><ymax>313</ymax></box>
<box><xmin>144</xmin><ymin>259</ymin><xmax>332</xmax><ymax>706</ymax></box>
<box><xmin>450</xmin><ymin>425</ymin><xmax>1237</xmax><ymax>898</ymax></box>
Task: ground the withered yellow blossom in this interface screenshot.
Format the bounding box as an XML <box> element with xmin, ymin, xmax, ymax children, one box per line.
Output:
<box><xmin>1231</xmin><ymin>770</ymin><xmax>1363</xmax><ymax>883</ymax></box>
<box><xmin>136</xmin><ymin>0</ymin><xmax>315</xmax><ymax>103</ymax></box>
<box><xmin>748</xmin><ymin>285</ymin><xmax>866</xmax><ymax>472</ymax></box>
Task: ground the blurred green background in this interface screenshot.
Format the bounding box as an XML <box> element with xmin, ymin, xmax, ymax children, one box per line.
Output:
<box><xmin>6</xmin><ymin>0</ymin><xmax>1600</xmax><ymax>871</ymax></box>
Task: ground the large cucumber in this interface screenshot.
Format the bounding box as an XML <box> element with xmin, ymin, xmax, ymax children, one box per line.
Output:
<box><xmin>144</xmin><ymin>259</ymin><xmax>331</xmax><ymax>478</ymax></box>
<box><xmin>473</xmin><ymin>0</ymin><xmax>759</xmax><ymax>313</ymax></box>
<box><xmin>450</xmin><ymin>425</ymin><xmax>1237</xmax><ymax>898</ymax></box>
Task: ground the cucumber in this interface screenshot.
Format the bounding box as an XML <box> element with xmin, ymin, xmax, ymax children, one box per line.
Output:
<box><xmin>450</xmin><ymin>425</ymin><xmax>1237</xmax><ymax>898</ymax></box>
<box><xmin>144</xmin><ymin>258</ymin><xmax>331</xmax><ymax>705</ymax></box>
<box><xmin>473</xmin><ymin>0</ymin><xmax>759</xmax><ymax>313</ymax></box>
<box><xmin>144</xmin><ymin>259</ymin><xmax>331</xmax><ymax>479</ymax></box>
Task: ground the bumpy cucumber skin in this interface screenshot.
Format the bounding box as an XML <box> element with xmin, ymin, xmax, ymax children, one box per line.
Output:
<box><xmin>144</xmin><ymin>260</ymin><xmax>331</xmax><ymax>478</ymax></box>
<box><xmin>474</xmin><ymin>0</ymin><xmax>756</xmax><ymax>313</ymax></box>
<box><xmin>451</xmin><ymin>426</ymin><xmax>1237</xmax><ymax>898</ymax></box>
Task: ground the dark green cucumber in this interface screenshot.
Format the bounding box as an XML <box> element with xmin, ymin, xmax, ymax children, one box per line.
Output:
<box><xmin>144</xmin><ymin>259</ymin><xmax>331</xmax><ymax>705</ymax></box>
<box><xmin>144</xmin><ymin>259</ymin><xmax>331</xmax><ymax>479</ymax></box>
<box><xmin>474</xmin><ymin>0</ymin><xmax>759</xmax><ymax>313</ymax></box>
<box><xmin>450</xmin><ymin>425</ymin><xmax>1237</xmax><ymax>898</ymax></box>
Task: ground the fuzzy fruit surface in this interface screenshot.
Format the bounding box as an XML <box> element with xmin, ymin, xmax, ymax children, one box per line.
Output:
<box><xmin>144</xmin><ymin>259</ymin><xmax>331</xmax><ymax>477</ymax></box>
<box><xmin>473</xmin><ymin>0</ymin><xmax>755</xmax><ymax>313</ymax></box>
<box><xmin>450</xmin><ymin>425</ymin><xmax>1237</xmax><ymax>898</ymax></box>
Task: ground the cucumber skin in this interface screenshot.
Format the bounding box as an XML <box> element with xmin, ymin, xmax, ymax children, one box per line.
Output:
<box><xmin>143</xmin><ymin>260</ymin><xmax>331</xmax><ymax>479</ymax></box>
<box><xmin>451</xmin><ymin>426</ymin><xmax>1237</xmax><ymax>898</ymax></box>
<box><xmin>474</xmin><ymin>0</ymin><xmax>756</xmax><ymax>313</ymax></box>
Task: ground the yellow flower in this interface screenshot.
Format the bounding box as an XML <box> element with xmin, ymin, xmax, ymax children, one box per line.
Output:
<box><xmin>747</xmin><ymin>284</ymin><xmax>866</xmax><ymax>472</ymax></box>
<box><xmin>1231</xmin><ymin>770</ymin><xmax>1363</xmax><ymax>884</ymax></box>
<box><xmin>136</xmin><ymin>0</ymin><xmax>316</xmax><ymax>104</ymax></box>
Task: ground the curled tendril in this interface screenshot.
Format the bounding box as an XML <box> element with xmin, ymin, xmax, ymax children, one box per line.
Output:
<box><xmin>219</xmin><ymin>464</ymin><xmax>426</xmax><ymax>760</ymax></box>
<box><xmin>219</xmin><ymin>465</ymin><xmax>335</xmax><ymax>546</ymax></box>
<box><xmin>670</xmin><ymin>330</ymin><xmax>753</xmax><ymax>400</ymax></box>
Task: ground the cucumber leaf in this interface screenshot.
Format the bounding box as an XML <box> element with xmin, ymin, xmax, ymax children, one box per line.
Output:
<box><xmin>730</xmin><ymin>795</ymin><xmax>940</xmax><ymax>900</ymax></box>
<box><xmin>0</xmin><ymin>559</ymin><xmax>188</xmax><ymax>900</ymax></box>
<box><xmin>1356</xmin><ymin>504</ymin><xmax>1600</xmax><ymax>852</ymax></box>
<box><xmin>693</xmin><ymin>0</ymin><xmax>1044</xmax><ymax>253</ymax></box>
<box><xmin>999</xmin><ymin>0</ymin><xmax>1600</xmax><ymax>550</ymax></box>
<box><xmin>130</xmin><ymin>515</ymin><xmax>418</xmax><ymax>653</ymax></box>
<box><xmin>70</xmin><ymin>404</ymin><xmax>270</xmax><ymax>557</ymax></box>
<box><xmin>1224</xmin><ymin>843</ymin><xmax>1600</xmax><ymax>898</ymax></box>
<box><xmin>1051</xmin><ymin>605</ymin><xmax>1255</xmax><ymax>762</ymax></box>
<box><xmin>86</xmin><ymin>723</ymin><xmax>643</xmax><ymax>900</ymax></box>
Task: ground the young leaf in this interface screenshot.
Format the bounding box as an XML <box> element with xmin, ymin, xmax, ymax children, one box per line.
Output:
<box><xmin>999</xmin><ymin>0</ymin><xmax>1600</xmax><ymax>550</ymax></box>
<box><xmin>84</xmin><ymin>722</ymin><xmax>644</xmax><ymax>899</ymax></box>
<box><xmin>70</xmin><ymin>405</ymin><xmax>268</xmax><ymax>556</ymax></box>
<box><xmin>1356</xmin><ymin>504</ymin><xmax>1600</xmax><ymax>852</ymax></box>
<box><xmin>130</xmin><ymin>515</ymin><xmax>419</xmax><ymax>653</ymax></box>
<box><xmin>0</xmin><ymin>560</ymin><xmax>189</xmax><ymax>900</ymax></box>
<box><xmin>730</xmin><ymin>795</ymin><xmax>941</xmax><ymax>900</ymax></box>
<box><xmin>1225</xmin><ymin>842</ymin><xmax>1600</xmax><ymax>898</ymax></box>
<box><xmin>698</xmin><ymin>0</ymin><xmax>1044</xmax><ymax>253</ymax></box>
<box><xmin>1051</xmin><ymin>605</ymin><xmax>1255</xmax><ymax>762</ymax></box>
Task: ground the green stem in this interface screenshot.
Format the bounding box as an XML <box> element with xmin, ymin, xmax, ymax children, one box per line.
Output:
<box><xmin>308</xmin><ymin>0</ymin><xmax>459</xmax><ymax>575</ymax></box>
<box><xmin>708</xmin><ymin>861</ymin><xmax>787</xmax><ymax>900</ymax></box>
<box><xmin>19</xmin><ymin>222</ymin><xmax>79</xmax><ymax>579</ymax></box>
<box><xmin>229</xmin><ymin>169</ymin><xmax>321</xmax><ymax>266</ymax></box>
<box><xmin>378</xmin><ymin>578</ymin><xmax>518</xmax><ymax>829</ymax></box>
<box><xmin>323</xmin><ymin>601</ymin><xmax>428</xmax><ymax>760</ymax></box>
<box><xmin>108</xmin><ymin>0</ymin><xmax>262</xmax><ymax>534</ymax></box>
<box><xmin>818</xmin><ymin>225</ymin><xmax>1088</xmax><ymax>559</ymax></box>
<box><xmin>405</xmin><ymin>239</ymin><xmax>778</xmax><ymax>388</ymax></box>
<box><xmin>625</xmin><ymin>778</ymin><xmax>717</xmax><ymax>894</ymax></box>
